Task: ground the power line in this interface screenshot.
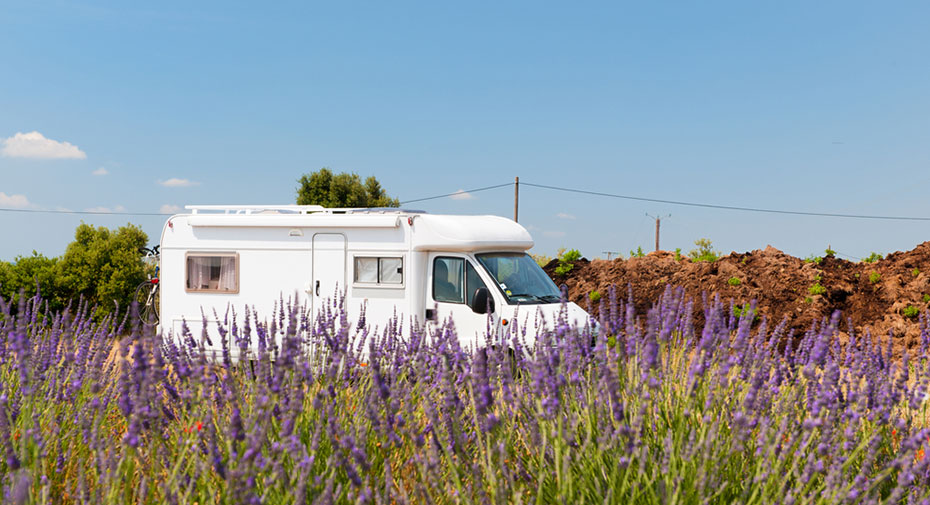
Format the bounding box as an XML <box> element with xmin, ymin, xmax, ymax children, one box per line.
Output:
<box><xmin>0</xmin><ymin>207</ymin><xmax>169</xmax><ymax>216</ymax></box>
<box><xmin>521</xmin><ymin>182</ymin><xmax>930</xmax><ymax>222</ymax></box>
<box><xmin>400</xmin><ymin>182</ymin><xmax>513</xmax><ymax>205</ymax></box>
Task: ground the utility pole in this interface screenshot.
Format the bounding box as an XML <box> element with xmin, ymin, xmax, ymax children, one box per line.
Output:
<box><xmin>602</xmin><ymin>251</ymin><xmax>620</xmax><ymax>261</ymax></box>
<box><xmin>514</xmin><ymin>176</ymin><xmax>519</xmax><ymax>222</ymax></box>
<box><xmin>646</xmin><ymin>213</ymin><xmax>671</xmax><ymax>252</ymax></box>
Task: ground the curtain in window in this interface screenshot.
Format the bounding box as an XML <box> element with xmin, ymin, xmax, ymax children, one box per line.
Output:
<box><xmin>188</xmin><ymin>257</ymin><xmax>209</xmax><ymax>289</ymax></box>
<box><xmin>219</xmin><ymin>257</ymin><xmax>236</xmax><ymax>291</ymax></box>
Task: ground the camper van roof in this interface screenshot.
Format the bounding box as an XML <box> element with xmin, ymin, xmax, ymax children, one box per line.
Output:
<box><xmin>183</xmin><ymin>205</ymin><xmax>426</xmax><ymax>215</ymax></box>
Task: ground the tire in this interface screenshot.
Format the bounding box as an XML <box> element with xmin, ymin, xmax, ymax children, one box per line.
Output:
<box><xmin>134</xmin><ymin>281</ymin><xmax>160</xmax><ymax>326</ymax></box>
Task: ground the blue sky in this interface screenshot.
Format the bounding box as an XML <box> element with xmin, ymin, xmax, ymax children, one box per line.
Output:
<box><xmin>2</xmin><ymin>1</ymin><xmax>930</xmax><ymax>261</ymax></box>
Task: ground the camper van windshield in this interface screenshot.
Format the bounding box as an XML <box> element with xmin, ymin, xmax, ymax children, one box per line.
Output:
<box><xmin>476</xmin><ymin>253</ymin><xmax>562</xmax><ymax>304</ymax></box>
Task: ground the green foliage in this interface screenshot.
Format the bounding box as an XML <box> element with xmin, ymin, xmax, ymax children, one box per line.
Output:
<box><xmin>727</xmin><ymin>277</ymin><xmax>741</xmax><ymax>286</ymax></box>
<box><xmin>688</xmin><ymin>238</ymin><xmax>720</xmax><ymax>262</ymax></box>
<box><xmin>554</xmin><ymin>249</ymin><xmax>582</xmax><ymax>277</ymax></box>
<box><xmin>0</xmin><ymin>252</ymin><xmax>61</xmax><ymax>310</ymax></box>
<box><xmin>0</xmin><ymin>223</ymin><xmax>148</xmax><ymax>316</ymax></box>
<box><xmin>808</xmin><ymin>283</ymin><xmax>826</xmax><ymax>296</ymax></box>
<box><xmin>804</xmin><ymin>255</ymin><xmax>823</xmax><ymax>264</ymax></box>
<box><xmin>869</xmin><ymin>271</ymin><xmax>882</xmax><ymax>284</ymax></box>
<box><xmin>862</xmin><ymin>252</ymin><xmax>883</xmax><ymax>264</ymax></box>
<box><xmin>804</xmin><ymin>296</ymin><xmax>813</xmax><ymax>304</ymax></box>
<box><xmin>732</xmin><ymin>304</ymin><xmax>758</xmax><ymax>322</ymax></box>
<box><xmin>825</xmin><ymin>247</ymin><xmax>836</xmax><ymax>256</ymax></box>
<box><xmin>674</xmin><ymin>248</ymin><xmax>682</xmax><ymax>262</ymax></box>
<box><xmin>629</xmin><ymin>246</ymin><xmax>645</xmax><ymax>258</ymax></box>
<box><xmin>913</xmin><ymin>268</ymin><xmax>920</xmax><ymax>277</ymax></box>
<box><xmin>530</xmin><ymin>253</ymin><xmax>553</xmax><ymax>267</ymax></box>
<box><xmin>813</xmin><ymin>273</ymin><xmax>822</xmax><ymax>282</ymax></box>
<box><xmin>903</xmin><ymin>305</ymin><xmax>920</xmax><ymax>318</ymax></box>
<box><xmin>589</xmin><ymin>290</ymin><xmax>602</xmax><ymax>302</ymax></box>
<box><xmin>296</xmin><ymin>168</ymin><xmax>399</xmax><ymax>208</ymax></box>
<box><xmin>923</xmin><ymin>294</ymin><xmax>930</xmax><ymax>303</ymax></box>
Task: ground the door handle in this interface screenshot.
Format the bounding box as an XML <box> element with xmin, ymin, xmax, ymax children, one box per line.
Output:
<box><xmin>315</xmin><ymin>280</ymin><xmax>320</xmax><ymax>296</ymax></box>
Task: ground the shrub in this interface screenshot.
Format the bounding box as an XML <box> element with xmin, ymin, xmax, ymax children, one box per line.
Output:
<box><xmin>923</xmin><ymin>294</ymin><xmax>930</xmax><ymax>303</ymax></box>
<box><xmin>674</xmin><ymin>248</ymin><xmax>682</xmax><ymax>262</ymax></box>
<box><xmin>808</xmin><ymin>283</ymin><xmax>826</xmax><ymax>296</ymax></box>
<box><xmin>825</xmin><ymin>247</ymin><xmax>836</xmax><ymax>256</ymax></box>
<box><xmin>688</xmin><ymin>238</ymin><xmax>721</xmax><ymax>262</ymax></box>
<box><xmin>862</xmin><ymin>252</ymin><xmax>883</xmax><ymax>263</ymax></box>
<box><xmin>629</xmin><ymin>246</ymin><xmax>645</xmax><ymax>258</ymax></box>
<box><xmin>804</xmin><ymin>254</ymin><xmax>823</xmax><ymax>264</ymax></box>
<box><xmin>869</xmin><ymin>271</ymin><xmax>882</xmax><ymax>284</ymax></box>
<box><xmin>904</xmin><ymin>305</ymin><xmax>920</xmax><ymax>318</ymax></box>
<box><xmin>732</xmin><ymin>304</ymin><xmax>758</xmax><ymax>322</ymax></box>
<box><xmin>554</xmin><ymin>249</ymin><xmax>582</xmax><ymax>277</ymax></box>
<box><xmin>530</xmin><ymin>253</ymin><xmax>553</xmax><ymax>267</ymax></box>
<box><xmin>589</xmin><ymin>290</ymin><xmax>602</xmax><ymax>302</ymax></box>
<box><xmin>913</xmin><ymin>268</ymin><xmax>920</xmax><ymax>277</ymax></box>
<box><xmin>804</xmin><ymin>296</ymin><xmax>813</xmax><ymax>303</ymax></box>
<box><xmin>727</xmin><ymin>277</ymin><xmax>741</xmax><ymax>286</ymax></box>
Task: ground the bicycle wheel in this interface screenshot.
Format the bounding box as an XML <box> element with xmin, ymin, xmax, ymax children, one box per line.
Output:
<box><xmin>134</xmin><ymin>281</ymin><xmax>160</xmax><ymax>325</ymax></box>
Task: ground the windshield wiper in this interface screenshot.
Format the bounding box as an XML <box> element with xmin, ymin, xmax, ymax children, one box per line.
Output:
<box><xmin>507</xmin><ymin>293</ymin><xmax>545</xmax><ymax>301</ymax></box>
<box><xmin>540</xmin><ymin>295</ymin><xmax>562</xmax><ymax>302</ymax></box>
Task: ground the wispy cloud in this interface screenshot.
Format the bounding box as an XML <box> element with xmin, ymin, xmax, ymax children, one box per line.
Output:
<box><xmin>449</xmin><ymin>189</ymin><xmax>474</xmax><ymax>200</ymax></box>
<box><xmin>160</xmin><ymin>204</ymin><xmax>181</xmax><ymax>214</ymax></box>
<box><xmin>556</xmin><ymin>212</ymin><xmax>576</xmax><ymax>220</ymax></box>
<box><xmin>158</xmin><ymin>178</ymin><xmax>199</xmax><ymax>188</ymax></box>
<box><xmin>0</xmin><ymin>192</ymin><xmax>31</xmax><ymax>208</ymax></box>
<box><xmin>1</xmin><ymin>131</ymin><xmax>87</xmax><ymax>159</ymax></box>
<box><xmin>83</xmin><ymin>205</ymin><xmax>126</xmax><ymax>214</ymax></box>
<box><xmin>92</xmin><ymin>167</ymin><xmax>109</xmax><ymax>176</ymax></box>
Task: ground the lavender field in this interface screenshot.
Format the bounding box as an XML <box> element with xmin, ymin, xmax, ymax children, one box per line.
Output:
<box><xmin>2</xmin><ymin>287</ymin><xmax>930</xmax><ymax>504</ymax></box>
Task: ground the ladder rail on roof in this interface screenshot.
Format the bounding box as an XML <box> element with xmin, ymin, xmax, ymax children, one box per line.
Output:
<box><xmin>184</xmin><ymin>205</ymin><xmax>327</xmax><ymax>215</ymax></box>
<box><xmin>183</xmin><ymin>205</ymin><xmax>427</xmax><ymax>216</ymax></box>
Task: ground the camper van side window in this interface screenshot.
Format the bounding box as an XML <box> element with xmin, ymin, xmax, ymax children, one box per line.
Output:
<box><xmin>185</xmin><ymin>253</ymin><xmax>239</xmax><ymax>293</ymax></box>
<box><xmin>353</xmin><ymin>257</ymin><xmax>404</xmax><ymax>286</ymax></box>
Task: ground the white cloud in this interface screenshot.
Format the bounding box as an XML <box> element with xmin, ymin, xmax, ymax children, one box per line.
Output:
<box><xmin>158</xmin><ymin>178</ymin><xmax>199</xmax><ymax>188</ymax></box>
<box><xmin>84</xmin><ymin>204</ymin><xmax>125</xmax><ymax>214</ymax></box>
<box><xmin>0</xmin><ymin>192</ymin><xmax>31</xmax><ymax>208</ymax></box>
<box><xmin>92</xmin><ymin>167</ymin><xmax>109</xmax><ymax>176</ymax></box>
<box><xmin>1</xmin><ymin>131</ymin><xmax>87</xmax><ymax>159</ymax></box>
<box><xmin>449</xmin><ymin>189</ymin><xmax>474</xmax><ymax>200</ymax></box>
<box><xmin>160</xmin><ymin>204</ymin><xmax>181</xmax><ymax>214</ymax></box>
<box><xmin>543</xmin><ymin>230</ymin><xmax>566</xmax><ymax>238</ymax></box>
<box><xmin>556</xmin><ymin>212</ymin><xmax>576</xmax><ymax>220</ymax></box>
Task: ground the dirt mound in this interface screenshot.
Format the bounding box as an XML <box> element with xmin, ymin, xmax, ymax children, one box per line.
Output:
<box><xmin>544</xmin><ymin>243</ymin><xmax>930</xmax><ymax>352</ymax></box>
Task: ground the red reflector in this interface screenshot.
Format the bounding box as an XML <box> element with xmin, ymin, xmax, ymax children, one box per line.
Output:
<box><xmin>152</xmin><ymin>278</ymin><xmax>159</xmax><ymax>284</ymax></box>
<box><xmin>502</xmin><ymin>319</ymin><xmax>509</xmax><ymax>326</ymax></box>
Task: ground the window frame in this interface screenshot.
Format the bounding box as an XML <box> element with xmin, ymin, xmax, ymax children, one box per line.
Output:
<box><xmin>352</xmin><ymin>255</ymin><xmax>405</xmax><ymax>288</ymax></box>
<box><xmin>184</xmin><ymin>251</ymin><xmax>240</xmax><ymax>294</ymax></box>
<box><xmin>432</xmin><ymin>256</ymin><xmax>465</xmax><ymax>304</ymax></box>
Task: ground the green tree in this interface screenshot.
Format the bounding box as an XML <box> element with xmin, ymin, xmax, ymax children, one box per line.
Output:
<box><xmin>296</xmin><ymin>168</ymin><xmax>400</xmax><ymax>208</ymax></box>
<box><xmin>689</xmin><ymin>238</ymin><xmax>721</xmax><ymax>262</ymax></box>
<box><xmin>56</xmin><ymin>223</ymin><xmax>149</xmax><ymax>316</ymax></box>
<box><xmin>0</xmin><ymin>252</ymin><xmax>60</xmax><ymax>311</ymax></box>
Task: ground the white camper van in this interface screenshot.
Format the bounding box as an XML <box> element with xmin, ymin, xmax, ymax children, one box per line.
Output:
<box><xmin>158</xmin><ymin>205</ymin><xmax>593</xmax><ymax>358</ymax></box>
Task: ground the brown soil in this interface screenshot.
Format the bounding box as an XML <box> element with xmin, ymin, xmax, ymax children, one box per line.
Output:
<box><xmin>544</xmin><ymin>243</ymin><xmax>930</xmax><ymax>353</ymax></box>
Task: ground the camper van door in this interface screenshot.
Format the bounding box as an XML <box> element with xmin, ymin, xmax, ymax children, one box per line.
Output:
<box><xmin>429</xmin><ymin>254</ymin><xmax>496</xmax><ymax>348</ymax></box>
<box><xmin>312</xmin><ymin>233</ymin><xmax>347</xmax><ymax>313</ymax></box>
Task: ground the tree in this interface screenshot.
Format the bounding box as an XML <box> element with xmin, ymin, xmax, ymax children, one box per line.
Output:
<box><xmin>296</xmin><ymin>168</ymin><xmax>399</xmax><ymax>208</ymax></box>
<box><xmin>0</xmin><ymin>252</ymin><xmax>60</xmax><ymax>311</ymax></box>
<box><xmin>56</xmin><ymin>223</ymin><xmax>149</xmax><ymax>316</ymax></box>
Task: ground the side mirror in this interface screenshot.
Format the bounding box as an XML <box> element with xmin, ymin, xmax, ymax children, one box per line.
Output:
<box><xmin>470</xmin><ymin>287</ymin><xmax>495</xmax><ymax>314</ymax></box>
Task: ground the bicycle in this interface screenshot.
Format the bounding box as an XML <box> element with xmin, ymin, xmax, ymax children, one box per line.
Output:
<box><xmin>135</xmin><ymin>245</ymin><xmax>160</xmax><ymax>326</ymax></box>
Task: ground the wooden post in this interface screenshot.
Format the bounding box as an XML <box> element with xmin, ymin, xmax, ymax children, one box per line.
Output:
<box><xmin>514</xmin><ymin>176</ymin><xmax>519</xmax><ymax>222</ymax></box>
<box><xmin>655</xmin><ymin>216</ymin><xmax>660</xmax><ymax>252</ymax></box>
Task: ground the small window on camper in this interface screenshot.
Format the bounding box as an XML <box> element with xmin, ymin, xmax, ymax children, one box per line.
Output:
<box><xmin>186</xmin><ymin>253</ymin><xmax>239</xmax><ymax>293</ymax></box>
<box><xmin>354</xmin><ymin>257</ymin><xmax>404</xmax><ymax>285</ymax></box>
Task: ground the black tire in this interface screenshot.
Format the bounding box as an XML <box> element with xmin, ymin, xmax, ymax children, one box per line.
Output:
<box><xmin>134</xmin><ymin>281</ymin><xmax>160</xmax><ymax>326</ymax></box>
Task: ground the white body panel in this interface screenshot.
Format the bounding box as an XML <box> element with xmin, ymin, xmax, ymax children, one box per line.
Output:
<box><xmin>158</xmin><ymin>206</ymin><xmax>593</xmax><ymax>359</ymax></box>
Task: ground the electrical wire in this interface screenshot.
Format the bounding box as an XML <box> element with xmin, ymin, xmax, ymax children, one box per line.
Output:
<box><xmin>521</xmin><ymin>182</ymin><xmax>930</xmax><ymax>222</ymax></box>
<box><xmin>400</xmin><ymin>182</ymin><xmax>513</xmax><ymax>204</ymax></box>
<box><xmin>0</xmin><ymin>207</ymin><xmax>169</xmax><ymax>216</ymax></box>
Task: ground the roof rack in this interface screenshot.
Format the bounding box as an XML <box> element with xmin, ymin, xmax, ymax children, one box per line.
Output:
<box><xmin>184</xmin><ymin>205</ymin><xmax>427</xmax><ymax>216</ymax></box>
<box><xmin>185</xmin><ymin>205</ymin><xmax>325</xmax><ymax>215</ymax></box>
